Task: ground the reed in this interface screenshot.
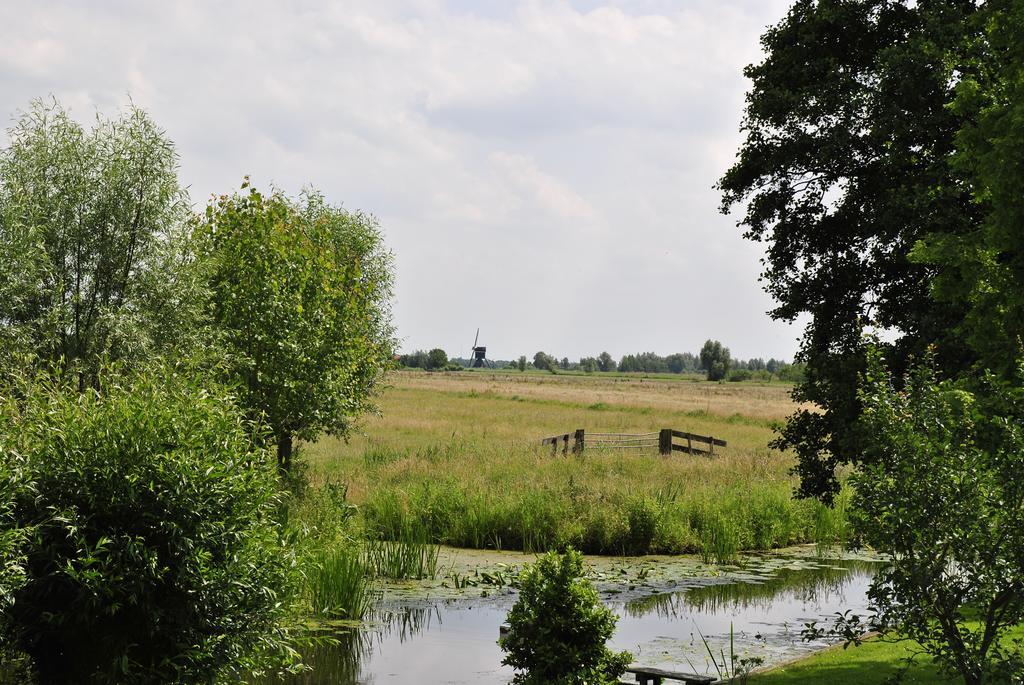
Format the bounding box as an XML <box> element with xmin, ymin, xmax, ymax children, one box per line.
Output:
<box><xmin>362</xmin><ymin>525</ymin><xmax>441</xmax><ymax>580</ymax></box>
<box><xmin>305</xmin><ymin>546</ymin><xmax>374</xmax><ymax>619</ymax></box>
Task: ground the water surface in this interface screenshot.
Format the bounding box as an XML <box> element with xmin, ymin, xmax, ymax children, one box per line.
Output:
<box><xmin>270</xmin><ymin>549</ymin><xmax>878</xmax><ymax>684</ymax></box>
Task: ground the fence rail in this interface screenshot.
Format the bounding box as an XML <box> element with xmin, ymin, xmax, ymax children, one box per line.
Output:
<box><xmin>538</xmin><ymin>428</ymin><xmax>725</xmax><ymax>456</ymax></box>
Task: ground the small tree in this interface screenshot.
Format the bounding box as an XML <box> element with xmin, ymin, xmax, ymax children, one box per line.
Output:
<box><xmin>533</xmin><ymin>351</ymin><xmax>555</xmax><ymax>371</ymax></box>
<box><xmin>198</xmin><ymin>182</ymin><xmax>394</xmax><ymax>470</ymax></box>
<box><xmin>517</xmin><ymin>355</ymin><xmax>527</xmax><ymax>372</ymax></box>
<box><xmin>501</xmin><ymin>549</ymin><xmax>631</xmax><ymax>685</ymax></box>
<box><xmin>426</xmin><ymin>348</ymin><xmax>448</xmax><ymax>371</ymax></box>
<box><xmin>837</xmin><ymin>348</ymin><xmax>1024</xmax><ymax>684</ymax></box>
<box><xmin>699</xmin><ymin>340</ymin><xmax>731</xmax><ymax>381</ymax></box>
<box><xmin>597</xmin><ymin>351</ymin><xmax>615</xmax><ymax>372</ymax></box>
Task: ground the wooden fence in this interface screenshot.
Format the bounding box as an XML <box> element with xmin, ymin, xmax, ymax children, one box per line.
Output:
<box><xmin>539</xmin><ymin>428</ymin><xmax>725</xmax><ymax>456</ymax></box>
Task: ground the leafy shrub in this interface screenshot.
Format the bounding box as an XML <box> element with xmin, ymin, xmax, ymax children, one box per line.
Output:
<box><xmin>0</xmin><ymin>366</ymin><xmax>299</xmax><ymax>684</ymax></box>
<box><xmin>0</xmin><ymin>451</ymin><xmax>26</xmax><ymax>615</ymax></box>
<box><xmin>501</xmin><ymin>548</ymin><xmax>631</xmax><ymax>684</ymax></box>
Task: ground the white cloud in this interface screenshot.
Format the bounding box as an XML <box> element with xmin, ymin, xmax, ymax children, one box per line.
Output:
<box><xmin>0</xmin><ymin>0</ymin><xmax>799</xmax><ymax>362</ymax></box>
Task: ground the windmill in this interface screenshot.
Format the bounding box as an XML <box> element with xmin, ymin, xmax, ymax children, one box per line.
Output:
<box><xmin>470</xmin><ymin>328</ymin><xmax>491</xmax><ymax>368</ymax></box>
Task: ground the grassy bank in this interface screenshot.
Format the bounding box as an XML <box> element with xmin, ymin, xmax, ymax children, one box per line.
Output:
<box><xmin>303</xmin><ymin>371</ymin><xmax>845</xmax><ymax>559</ymax></box>
<box><xmin>750</xmin><ymin>624</ymin><xmax>1024</xmax><ymax>684</ymax></box>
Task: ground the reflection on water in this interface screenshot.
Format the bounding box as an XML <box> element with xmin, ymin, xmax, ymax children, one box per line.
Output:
<box><xmin>263</xmin><ymin>555</ymin><xmax>878</xmax><ymax>684</ymax></box>
<box><xmin>626</xmin><ymin>559</ymin><xmax>877</xmax><ymax>618</ymax></box>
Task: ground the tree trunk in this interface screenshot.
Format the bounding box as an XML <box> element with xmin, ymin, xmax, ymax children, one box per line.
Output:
<box><xmin>277</xmin><ymin>432</ymin><xmax>293</xmax><ymax>472</ymax></box>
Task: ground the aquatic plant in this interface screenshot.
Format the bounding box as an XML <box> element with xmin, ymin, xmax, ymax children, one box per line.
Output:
<box><xmin>306</xmin><ymin>546</ymin><xmax>374</xmax><ymax>620</ymax></box>
<box><xmin>363</xmin><ymin>526</ymin><xmax>440</xmax><ymax>580</ymax></box>
<box><xmin>697</xmin><ymin>624</ymin><xmax>764</xmax><ymax>684</ymax></box>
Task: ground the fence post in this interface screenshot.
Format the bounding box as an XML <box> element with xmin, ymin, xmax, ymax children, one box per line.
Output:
<box><xmin>659</xmin><ymin>428</ymin><xmax>672</xmax><ymax>456</ymax></box>
<box><xmin>563</xmin><ymin>434</ymin><xmax>569</xmax><ymax>456</ymax></box>
<box><xmin>573</xmin><ymin>428</ymin><xmax>585</xmax><ymax>454</ymax></box>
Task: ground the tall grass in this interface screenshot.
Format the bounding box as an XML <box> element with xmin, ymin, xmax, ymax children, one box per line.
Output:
<box><xmin>306</xmin><ymin>546</ymin><xmax>374</xmax><ymax>619</ymax></box>
<box><xmin>358</xmin><ymin>469</ymin><xmax>848</xmax><ymax>558</ymax></box>
<box><xmin>363</xmin><ymin>538</ymin><xmax>441</xmax><ymax>580</ymax></box>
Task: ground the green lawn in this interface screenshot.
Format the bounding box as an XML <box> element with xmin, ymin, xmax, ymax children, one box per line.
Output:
<box><xmin>752</xmin><ymin>626</ymin><xmax>1024</xmax><ymax>684</ymax></box>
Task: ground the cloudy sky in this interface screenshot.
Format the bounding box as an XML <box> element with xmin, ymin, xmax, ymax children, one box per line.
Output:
<box><xmin>0</xmin><ymin>0</ymin><xmax>800</xmax><ymax>362</ymax></box>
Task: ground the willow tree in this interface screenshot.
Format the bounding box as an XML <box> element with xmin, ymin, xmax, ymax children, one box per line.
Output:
<box><xmin>197</xmin><ymin>182</ymin><xmax>394</xmax><ymax>470</ymax></box>
<box><xmin>0</xmin><ymin>99</ymin><xmax>198</xmax><ymax>385</ymax></box>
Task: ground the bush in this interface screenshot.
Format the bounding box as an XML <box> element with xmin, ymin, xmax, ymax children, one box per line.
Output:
<box><xmin>727</xmin><ymin>369</ymin><xmax>752</xmax><ymax>382</ymax></box>
<box><xmin>501</xmin><ymin>548</ymin><xmax>631</xmax><ymax>684</ymax></box>
<box><xmin>0</xmin><ymin>452</ymin><xmax>25</xmax><ymax>616</ymax></box>
<box><xmin>0</xmin><ymin>366</ymin><xmax>299</xmax><ymax>684</ymax></box>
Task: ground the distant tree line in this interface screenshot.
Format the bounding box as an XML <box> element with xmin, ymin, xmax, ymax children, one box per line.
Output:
<box><xmin>398</xmin><ymin>338</ymin><xmax>804</xmax><ymax>381</ymax></box>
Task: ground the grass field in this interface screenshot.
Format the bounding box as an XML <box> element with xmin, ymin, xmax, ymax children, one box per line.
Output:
<box><xmin>303</xmin><ymin>370</ymin><xmax>845</xmax><ymax>559</ymax></box>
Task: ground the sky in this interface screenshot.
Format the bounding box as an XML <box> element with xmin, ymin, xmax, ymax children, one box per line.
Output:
<box><xmin>0</xmin><ymin>0</ymin><xmax>801</xmax><ymax>363</ymax></box>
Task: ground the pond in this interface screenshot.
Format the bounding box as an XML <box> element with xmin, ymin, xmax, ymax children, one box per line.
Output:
<box><xmin>269</xmin><ymin>546</ymin><xmax>879</xmax><ymax>684</ymax></box>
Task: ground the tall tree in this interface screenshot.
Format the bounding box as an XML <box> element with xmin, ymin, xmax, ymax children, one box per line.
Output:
<box><xmin>197</xmin><ymin>182</ymin><xmax>394</xmax><ymax>470</ymax></box>
<box><xmin>914</xmin><ymin>0</ymin><xmax>1024</xmax><ymax>376</ymax></box>
<box><xmin>533</xmin><ymin>351</ymin><xmax>554</xmax><ymax>371</ymax></box>
<box><xmin>0</xmin><ymin>99</ymin><xmax>197</xmax><ymax>385</ymax></box>
<box><xmin>699</xmin><ymin>339</ymin><xmax>731</xmax><ymax>381</ymax></box>
<box><xmin>719</xmin><ymin>0</ymin><xmax>987</xmax><ymax>501</ymax></box>
<box><xmin>596</xmin><ymin>351</ymin><xmax>615</xmax><ymax>373</ymax></box>
<box><xmin>426</xmin><ymin>348</ymin><xmax>448</xmax><ymax>371</ymax></box>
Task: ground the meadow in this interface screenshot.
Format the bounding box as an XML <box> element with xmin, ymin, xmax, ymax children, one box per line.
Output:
<box><xmin>303</xmin><ymin>370</ymin><xmax>847</xmax><ymax>561</ymax></box>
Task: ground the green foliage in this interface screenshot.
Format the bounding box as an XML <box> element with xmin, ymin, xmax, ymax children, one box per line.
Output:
<box><xmin>197</xmin><ymin>181</ymin><xmax>395</xmax><ymax>469</ymax></box>
<box><xmin>0</xmin><ymin>98</ymin><xmax>200</xmax><ymax>383</ymax></box>
<box><xmin>0</xmin><ymin>446</ymin><xmax>26</xmax><ymax>620</ymax></box>
<box><xmin>0</xmin><ymin>364</ymin><xmax>299</xmax><ymax>684</ymax></box>
<box><xmin>913</xmin><ymin>0</ymin><xmax>1024</xmax><ymax>378</ymax></box>
<box><xmin>282</xmin><ymin>480</ymin><xmax>373</xmax><ymax>621</ymax></box>
<box><xmin>426</xmin><ymin>348</ymin><xmax>448</xmax><ymax>370</ymax></box>
<box><xmin>718</xmin><ymin>1</ymin><xmax>990</xmax><ymax>501</ymax></box>
<box><xmin>597</xmin><ymin>351</ymin><xmax>616</xmax><ymax>373</ymax></box>
<box><xmin>700</xmin><ymin>339</ymin><xmax>731</xmax><ymax>381</ymax></box>
<box><xmin>501</xmin><ymin>549</ymin><xmax>631</xmax><ymax>685</ymax></box>
<box><xmin>850</xmin><ymin>348</ymin><xmax>1024</xmax><ymax>685</ymax></box>
<box><xmin>398</xmin><ymin>350</ymin><xmax>429</xmax><ymax>368</ymax></box>
<box><xmin>518</xmin><ymin>355</ymin><xmax>528</xmax><ymax>372</ymax></box>
<box><xmin>666</xmin><ymin>352</ymin><xmax>699</xmax><ymax>374</ymax></box>
<box><xmin>533</xmin><ymin>351</ymin><xmax>556</xmax><ymax>371</ymax></box>
<box><xmin>618</xmin><ymin>352</ymin><xmax>670</xmax><ymax>374</ymax></box>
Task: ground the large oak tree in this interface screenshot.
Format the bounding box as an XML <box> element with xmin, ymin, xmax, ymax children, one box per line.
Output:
<box><xmin>719</xmin><ymin>0</ymin><xmax>989</xmax><ymax>501</ymax></box>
